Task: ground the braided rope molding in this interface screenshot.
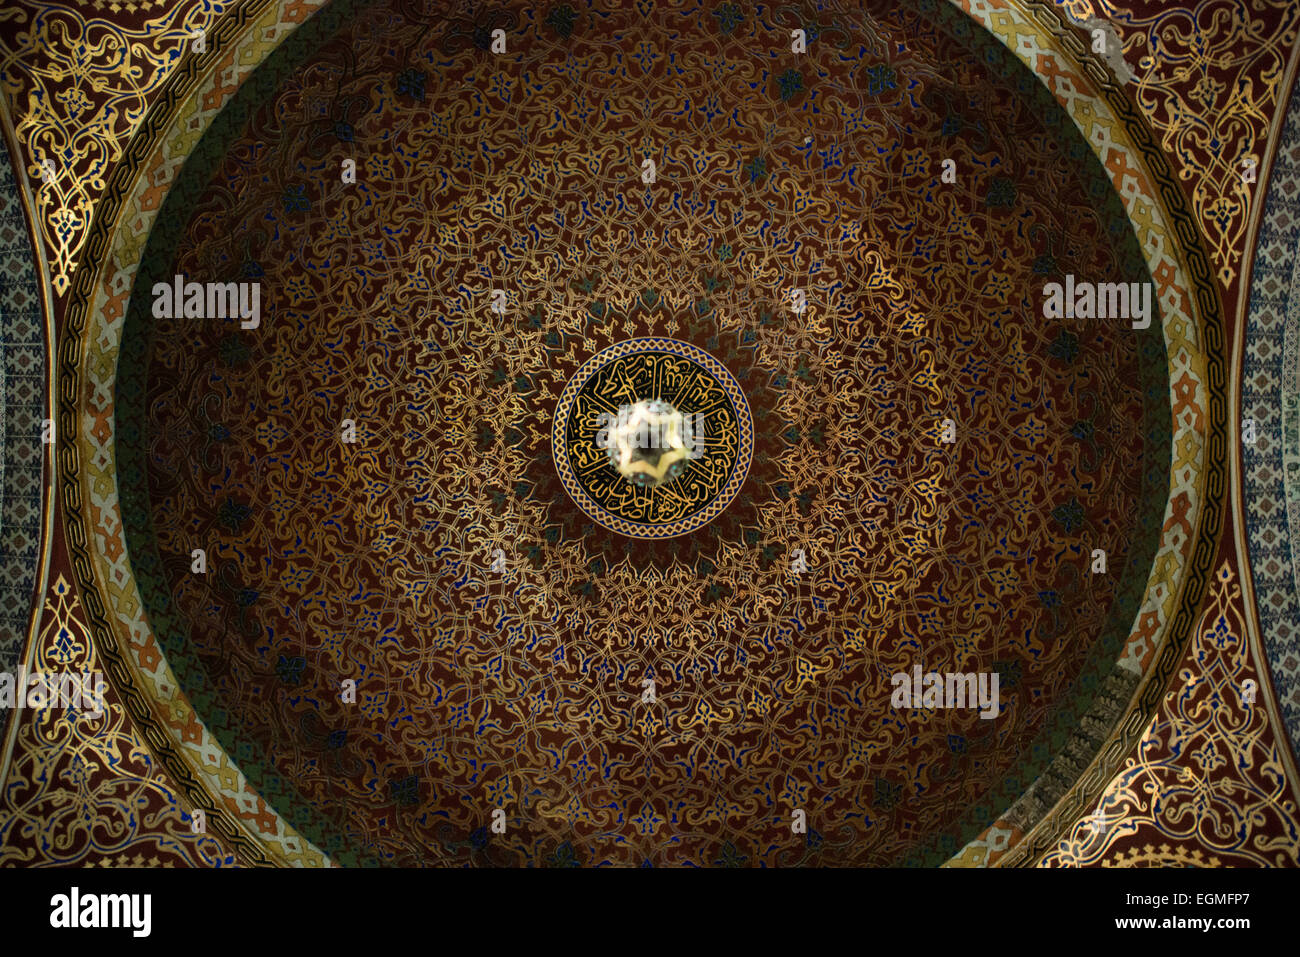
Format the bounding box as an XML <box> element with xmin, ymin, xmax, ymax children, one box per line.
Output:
<box><xmin>58</xmin><ymin>0</ymin><xmax>287</xmax><ymax>868</ymax></box>
<box><xmin>997</xmin><ymin>0</ymin><xmax>1229</xmax><ymax>866</ymax></box>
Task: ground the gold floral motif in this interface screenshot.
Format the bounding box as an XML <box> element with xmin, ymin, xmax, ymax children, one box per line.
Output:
<box><xmin>1041</xmin><ymin>563</ymin><xmax>1300</xmax><ymax>867</ymax></box>
<box><xmin>0</xmin><ymin>2</ymin><xmax>232</xmax><ymax>294</ymax></box>
<box><xmin>0</xmin><ymin>577</ymin><xmax>232</xmax><ymax>866</ymax></box>
<box><xmin>1059</xmin><ymin>0</ymin><xmax>1300</xmax><ymax>287</ymax></box>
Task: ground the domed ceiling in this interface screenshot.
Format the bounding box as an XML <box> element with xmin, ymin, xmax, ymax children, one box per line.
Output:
<box><xmin>108</xmin><ymin>0</ymin><xmax>1194</xmax><ymax>866</ymax></box>
<box><xmin>3</xmin><ymin>0</ymin><xmax>1298</xmax><ymax>869</ymax></box>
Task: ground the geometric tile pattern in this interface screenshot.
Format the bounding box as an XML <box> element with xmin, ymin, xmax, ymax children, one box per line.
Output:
<box><xmin>1241</xmin><ymin>67</ymin><xmax>1300</xmax><ymax>756</ymax></box>
<box><xmin>0</xmin><ymin>135</ymin><xmax>46</xmax><ymax>673</ymax></box>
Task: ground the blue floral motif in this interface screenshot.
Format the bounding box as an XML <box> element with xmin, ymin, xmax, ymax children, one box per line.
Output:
<box><xmin>712</xmin><ymin>3</ymin><xmax>743</xmax><ymax>34</ymax></box>
<box><xmin>985</xmin><ymin>177</ymin><xmax>1017</xmax><ymax>208</ymax></box>
<box><xmin>546</xmin><ymin>840</ymin><xmax>581</xmax><ymax>867</ymax></box>
<box><xmin>546</xmin><ymin>4</ymin><xmax>577</xmax><ymax>38</ymax></box>
<box><xmin>276</xmin><ymin>655</ymin><xmax>306</xmax><ymax>685</ymax></box>
<box><xmin>1048</xmin><ymin>330</ymin><xmax>1079</xmax><ymax>363</ymax></box>
<box><xmin>217</xmin><ymin>497</ymin><xmax>251</xmax><ymax>533</ymax></box>
<box><xmin>713</xmin><ymin>841</ymin><xmax>748</xmax><ymax>867</ymax></box>
<box><xmin>282</xmin><ymin>184</ymin><xmax>309</xmax><ymax>213</ymax></box>
<box><xmin>389</xmin><ymin>775</ymin><xmax>420</xmax><ymax>806</ymax></box>
<box><xmin>1051</xmin><ymin>499</ymin><xmax>1085</xmax><ymax>534</ymax></box>
<box><xmin>395</xmin><ymin>68</ymin><xmax>426</xmax><ymax>101</ymax></box>
<box><xmin>866</xmin><ymin>63</ymin><xmax>896</xmax><ymax>95</ymax></box>
<box><xmin>777</xmin><ymin>69</ymin><xmax>803</xmax><ymax>100</ymax></box>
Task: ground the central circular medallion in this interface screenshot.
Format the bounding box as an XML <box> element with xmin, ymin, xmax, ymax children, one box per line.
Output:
<box><xmin>553</xmin><ymin>338</ymin><xmax>753</xmax><ymax>539</ymax></box>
